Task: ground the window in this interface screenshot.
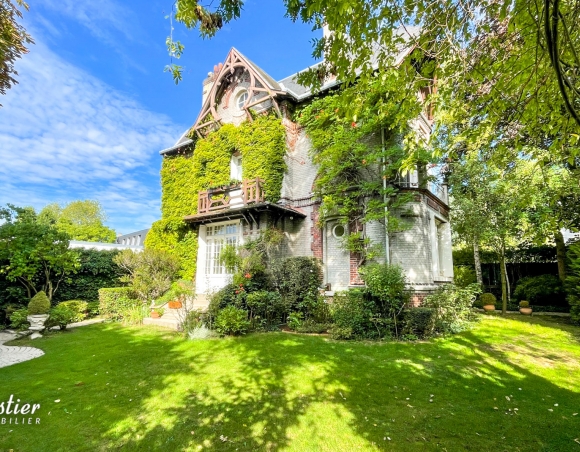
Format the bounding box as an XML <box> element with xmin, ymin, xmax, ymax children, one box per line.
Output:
<box><xmin>237</xmin><ymin>91</ymin><xmax>248</xmax><ymax>109</ymax></box>
<box><xmin>230</xmin><ymin>153</ymin><xmax>242</xmax><ymax>180</ymax></box>
<box><xmin>332</xmin><ymin>224</ymin><xmax>346</xmax><ymax>238</ymax></box>
<box><xmin>205</xmin><ymin>222</ymin><xmax>239</xmax><ymax>275</ymax></box>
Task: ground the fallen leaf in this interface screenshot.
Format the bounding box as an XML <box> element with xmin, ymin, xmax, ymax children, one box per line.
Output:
<box><xmin>54</xmin><ymin>400</ymin><xmax>60</xmax><ymax>403</ymax></box>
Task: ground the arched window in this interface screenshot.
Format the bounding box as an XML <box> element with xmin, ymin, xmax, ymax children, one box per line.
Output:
<box><xmin>236</xmin><ymin>91</ymin><xmax>248</xmax><ymax>109</ymax></box>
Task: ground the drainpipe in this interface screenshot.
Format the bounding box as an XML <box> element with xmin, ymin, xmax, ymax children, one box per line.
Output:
<box><xmin>381</xmin><ymin>127</ymin><xmax>391</xmax><ymax>264</ymax></box>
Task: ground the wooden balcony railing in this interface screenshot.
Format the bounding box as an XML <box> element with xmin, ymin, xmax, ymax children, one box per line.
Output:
<box><xmin>197</xmin><ymin>178</ymin><xmax>265</xmax><ymax>215</ymax></box>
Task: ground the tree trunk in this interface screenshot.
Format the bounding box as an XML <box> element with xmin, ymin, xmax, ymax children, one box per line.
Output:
<box><xmin>555</xmin><ymin>230</ymin><xmax>567</xmax><ymax>282</ymax></box>
<box><xmin>500</xmin><ymin>243</ymin><xmax>508</xmax><ymax>314</ymax></box>
<box><xmin>473</xmin><ymin>239</ymin><xmax>483</xmax><ymax>286</ymax></box>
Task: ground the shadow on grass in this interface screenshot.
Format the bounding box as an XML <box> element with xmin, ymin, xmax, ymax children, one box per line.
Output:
<box><xmin>1</xmin><ymin>316</ymin><xmax>580</xmax><ymax>451</ymax></box>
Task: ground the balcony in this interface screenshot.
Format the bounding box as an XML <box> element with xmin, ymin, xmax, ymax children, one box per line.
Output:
<box><xmin>196</xmin><ymin>178</ymin><xmax>265</xmax><ymax>215</ymax></box>
<box><xmin>185</xmin><ymin>177</ymin><xmax>305</xmax><ymax>225</ymax></box>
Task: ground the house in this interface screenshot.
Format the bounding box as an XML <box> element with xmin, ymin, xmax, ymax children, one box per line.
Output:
<box><xmin>154</xmin><ymin>41</ymin><xmax>453</xmax><ymax>307</ymax></box>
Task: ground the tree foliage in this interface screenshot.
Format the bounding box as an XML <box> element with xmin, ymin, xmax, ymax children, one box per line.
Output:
<box><xmin>0</xmin><ymin>204</ymin><xmax>79</xmax><ymax>301</ymax></box>
<box><xmin>0</xmin><ymin>0</ymin><xmax>33</xmax><ymax>103</ymax></box>
<box><xmin>114</xmin><ymin>248</ymin><xmax>181</xmax><ymax>303</ymax></box>
<box><xmin>39</xmin><ymin>200</ymin><xmax>116</xmax><ymax>243</ymax></box>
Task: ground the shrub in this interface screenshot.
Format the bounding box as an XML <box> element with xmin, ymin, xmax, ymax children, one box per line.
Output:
<box><xmin>402</xmin><ymin>308</ymin><xmax>436</xmax><ymax>339</ymax></box>
<box><xmin>359</xmin><ymin>263</ymin><xmax>409</xmax><ymax>336</ymax></box>
<box><xmin>9</xmin><ymin>308</ymin><xmax>29</xmax><ymax>330</ymax></box>
<box><xmin>114</xmin><ymin>248</ymin><xmax>181</xmax><ymax>302</ymax></box>
<box><xmin>423</xmin><ymin>284</ymin><xmax>481</xmax><ymax>335</ymax></box>
<box><xmin>519</xmin><ymin>300</ymin><xmax>530</xmax><ymax>308</ymax></box>
<box><xmin>58</xmin><ymin>300</ymin><xmax>88</xmax><ymax>323</ymax></box>
<box><xmin>215</xmin><ymin>306</ymin><xmax>250</xmax><ymax>335</ymax></box>
<box><xmin>98</xmin><ymin>287</ymin><xmax>141</xmax><ymax>322</ymax></box>
<box><xmin>28</xmin><ymin>291</ymin><xmax>50</xmax><ymax>315</ymax></box>
<box><xmin>123</xmin><ymin>305</ymin><xmax>150</xmax><ymax>325</ymax></box>
<box><xmin>566</xmin><ymin>242</ymin><xmax>580</xmax><ymax>324</ymax></box>
<box><xmin>53</xmin><ymin>249</ymin><xmax>126</xmax><ymax>303</ymax></box>
<box><xmin>330</xmin><ymin>290</ymin><xmax>378</xmax><ymax>340</ymax></box>
<box><xmin>453</xmin><ymin>266</ymin><xmax>477</xmax><ymax>288</ymax></box>
<box><xmin>272</xmin><ymin>257</ymin><xmax>322</xmax><ymax>316</ymax></box>
<box><xmin>156</xmin><ymin>280</ymin><xmax>195</xmax><ymax>306</ymax></box>
<box><xmin>480</xmin><ymin>293</ymin><xmax>497</xmax><ymax>306</ymax></box>
<box><xmin>46</xmin><ymin>304</ymin><xmax>76</xmax><ymax>330</ymax></box>
<box><xmin>246</xmin><ymin>290</ymin><xmax>285</xmax><ymax>328</ymax></box>
<box><xmin>86</xmin><ymin>301</ymin><xmax>100</xmax><ymax>317</ymax></box>
<box><xmin>514</xmin><ymin>274</ymin><xmax>566</xmax><ymax>306</ymax></box>
<box><xmin>294</xmin><ymin>320</ymin><xmax>332</xmax><ymax>334</ymax></box>
<box><xmin>287</xmin><ymin>311</ymin><xmax>304</xmax><ymax>330</ymax></box>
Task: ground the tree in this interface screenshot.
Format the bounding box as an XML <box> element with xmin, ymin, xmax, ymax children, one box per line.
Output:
<box><xmin>448</xmin><ymin>155</ymin><xmax>541</xmax><ymax>313</ymax></box>
<box><xmin>0</xmin><ymin>205</ymin><xmax>80</xmax><ymax>302</ymax></box>
<box><xmin>113</xmin><ymin>249</ymin><xmax>181</xmax><ymax>303</ymax></box>
<box><xmin>169</xmin><ymin>1</ymin><xmax>580</xmax><ymax>160</ymax></box>
<box><xmin>0</xmin><ymin>0</ymin><xmax>33</xmax><ymax>102</ymax></box>
<box><xmin>39</xmin><ymin>200</ymin><xmax>117</xmax><ymax>243</ymax></box>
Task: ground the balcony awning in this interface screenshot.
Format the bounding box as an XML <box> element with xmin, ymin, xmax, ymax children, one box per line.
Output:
<box><xmin>183</xmin><ymin>202</ymin><xmax>306</xmax><ymax>224</ymax></box>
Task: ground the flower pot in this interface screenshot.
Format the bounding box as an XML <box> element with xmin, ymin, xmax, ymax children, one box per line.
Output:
<box><xmin>483</xmin><ymin>305</ymin><xmax>496</xmax><ymax>312</ymax></box>
<box><xmin>519</xmin><ymin>307</ymin><xmax>532</xmax><ymax>315</ymax></box>
<box><xmin>168</xmin><ymin>301</ymin><xmax>182</xmax><ymax>309</ymax></box>
<box><xmin>150</xmin><ymin>311</ymin><xmax>161</xmax><ymax>319</ymax></box>
<box><xmin>27</xmin><ymin>314</ymin><xmax>49</xmax><ymax>332</ymax></box>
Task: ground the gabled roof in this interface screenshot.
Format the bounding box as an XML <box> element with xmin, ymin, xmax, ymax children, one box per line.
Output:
<box><xmin>191</xmin><ymin>47</ymin><xmax>285</xmax><ymax>136</ymax></box>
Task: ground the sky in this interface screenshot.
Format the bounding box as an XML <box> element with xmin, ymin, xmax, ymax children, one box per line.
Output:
<box><xmin>0</xmin><ymin>0</ymin><xmax>318</xmax><ymax>235</ymax></box>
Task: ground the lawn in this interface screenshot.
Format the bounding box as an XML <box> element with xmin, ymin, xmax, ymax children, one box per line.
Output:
<box><xmin>0</xmin><ymin>315</ymin><xmax>579</xmax><ymax>451</ymax></box>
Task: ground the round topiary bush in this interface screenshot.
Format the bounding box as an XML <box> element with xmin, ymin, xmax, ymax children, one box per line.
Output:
<box><xmin>28</xmin><ymin>291</ymin><xmax>51</xmax><ymax>315</ymax></box>
<box><xmin>519</xmin><ymin>300</ymin><xmax>530</xmax><ymax>308</ymax></box>
<box><xmin>480</xmin><ymin>293</ymin><xmax>497</xmax><ymax>306</ymax></box>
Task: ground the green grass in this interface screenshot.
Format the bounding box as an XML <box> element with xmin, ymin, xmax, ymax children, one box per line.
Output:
<box><xmin>1</xmin><ymin>315</ymin><xmax>579</xmax><ymax>451</ymax></box>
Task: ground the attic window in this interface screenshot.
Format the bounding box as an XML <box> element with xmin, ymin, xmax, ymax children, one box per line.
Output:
<box><xmin>237</xmin><ymin>91</ymin><xmax>248</xmax><ymax>109</ymax></box>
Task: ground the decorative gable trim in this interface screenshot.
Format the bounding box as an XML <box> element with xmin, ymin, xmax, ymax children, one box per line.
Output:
<box><xmin>192</xmin><ymin>48</ymin><xmax>285</xmax><ymax>137</ymax></box>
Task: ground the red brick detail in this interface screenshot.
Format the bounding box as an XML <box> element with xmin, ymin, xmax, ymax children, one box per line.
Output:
<box><xmin>409</xmin><ymin>293</ymin><xmax>428</xmax><ymax>307</ymax></box>
<box><xmin>310</xmin><ymin>204</ymin><xmax>323</xmax><ymax>259</ymax></box>
<box><xmin>349</xmin><ymin>253</ymin><xmax>364</xmax><ymax>285</ymax></box>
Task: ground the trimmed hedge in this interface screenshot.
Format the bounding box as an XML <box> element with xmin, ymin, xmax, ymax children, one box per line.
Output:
<box><xmin>98</xmin><ymin>287</ymin><xmax>140</xmax><ymax>322</ymax></box>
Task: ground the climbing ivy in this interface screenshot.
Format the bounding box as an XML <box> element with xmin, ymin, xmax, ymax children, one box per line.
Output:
<box><xmin>297</xmin><ymin>73</ymin><xmax>433</xmax><ymax>261</ymax></box>
<box><xmin>145</xmin><ymin>114</ymin><xmax>287</xmax><ymax>279</ymax></box>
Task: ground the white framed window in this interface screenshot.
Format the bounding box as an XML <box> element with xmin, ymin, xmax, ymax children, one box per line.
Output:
<box><xmin>332</xmin><ymin>224</ymin><xmax>346</xmax><ymax>238</ymax></box>
<box><xmin>236</xmin><ymin>91</ymin><xmax>248</xmax><ymax>109</ymax></box>
<box><xmin>230</xmin><ymin>153</ymin><xmax>242</xmax><ymax>180</ymax></box>
<box><xmin>204</xmin><ymin>222</ymin><xmax>239</xmax><ymax>275</ymax></box>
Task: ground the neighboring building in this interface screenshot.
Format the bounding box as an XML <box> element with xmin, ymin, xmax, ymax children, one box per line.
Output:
<box><xmin>158</xmin><ymin>42</ymin><xmax>453</xmax><ymax>305</ymax></box>
<box><xmin>116</xmin><ymin>229</ymin><xmax>149</xmax><ymax>248</ymax></box>
<box><xmin>69</xmin><ymin>240</ymin><xmax>143</xmax><ymax>252</ymax></box>
<box><xmin>69</xmin><ymin>230</ymin><xmax>149</xmax><ymax>252</ymax></box>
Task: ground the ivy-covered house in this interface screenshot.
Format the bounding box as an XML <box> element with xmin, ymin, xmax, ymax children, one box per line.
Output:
<box><xmin>146</xmin><ymin>44</ymin><xmax>453</xmax><ymax>306</ymax></box>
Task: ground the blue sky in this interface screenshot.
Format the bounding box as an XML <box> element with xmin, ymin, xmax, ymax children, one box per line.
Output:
<box><xmin>0</xmin><ymin>0</ymin><xmax>318</xmax><ymax>234</ymax></box>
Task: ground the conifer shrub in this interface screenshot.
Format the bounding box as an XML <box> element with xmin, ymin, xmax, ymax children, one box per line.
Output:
<box><xmin>519</xmin><ymin>300</ymin><xmax>530</xmax><ymax>308</ymax></box>
<box><xmin>28</xmin><ymin>291</ymin><xmax>50</xmax><ymax>315</ymax></box>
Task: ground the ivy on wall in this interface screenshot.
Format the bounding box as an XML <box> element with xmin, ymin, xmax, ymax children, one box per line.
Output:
<box><xmin>145</xmin><ymin>114</ymin><xmax>287</xmax><ymax>279</ymax></box>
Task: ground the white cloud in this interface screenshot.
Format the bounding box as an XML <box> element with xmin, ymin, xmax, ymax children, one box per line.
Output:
<box><xmin>38</xmin><ymin>0</ymin><xmax>136</xmax><ymax>44</ymax></box>
<box><xmin>0</xmin><ymin>40</ymin><xmax>184</xmax><ymax>234</ymax></box>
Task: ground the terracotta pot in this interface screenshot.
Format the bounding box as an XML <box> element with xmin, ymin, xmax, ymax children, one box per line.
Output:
<box><xmin>519</xmin><ymin>307</ymin><xmax>533</xmax><ymax>315</ymax></box>
<box><xmin>483</xmin><ymin>305</ymin><xmax>496</xmax><ymax>312</ymax></box>
<box><xmin>168</xmin><ymin>301</ymin><xmax>182</xmax><ymax>309</ymax></box>
<box><xmin>151</xmin><ymin>311</ymin><xmax>161</xmax><ymax>319</ymax></box>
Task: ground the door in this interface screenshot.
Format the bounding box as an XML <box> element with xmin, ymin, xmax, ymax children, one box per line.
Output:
<box><xmin>324</xmin><ymin>221</ymin><xmax>349</xmax><ymax>291</ymax></box>
<box><xmin>196</xmin><ymin>221</ymin><xmax>241</xmax><ymax>294</ymax></box>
